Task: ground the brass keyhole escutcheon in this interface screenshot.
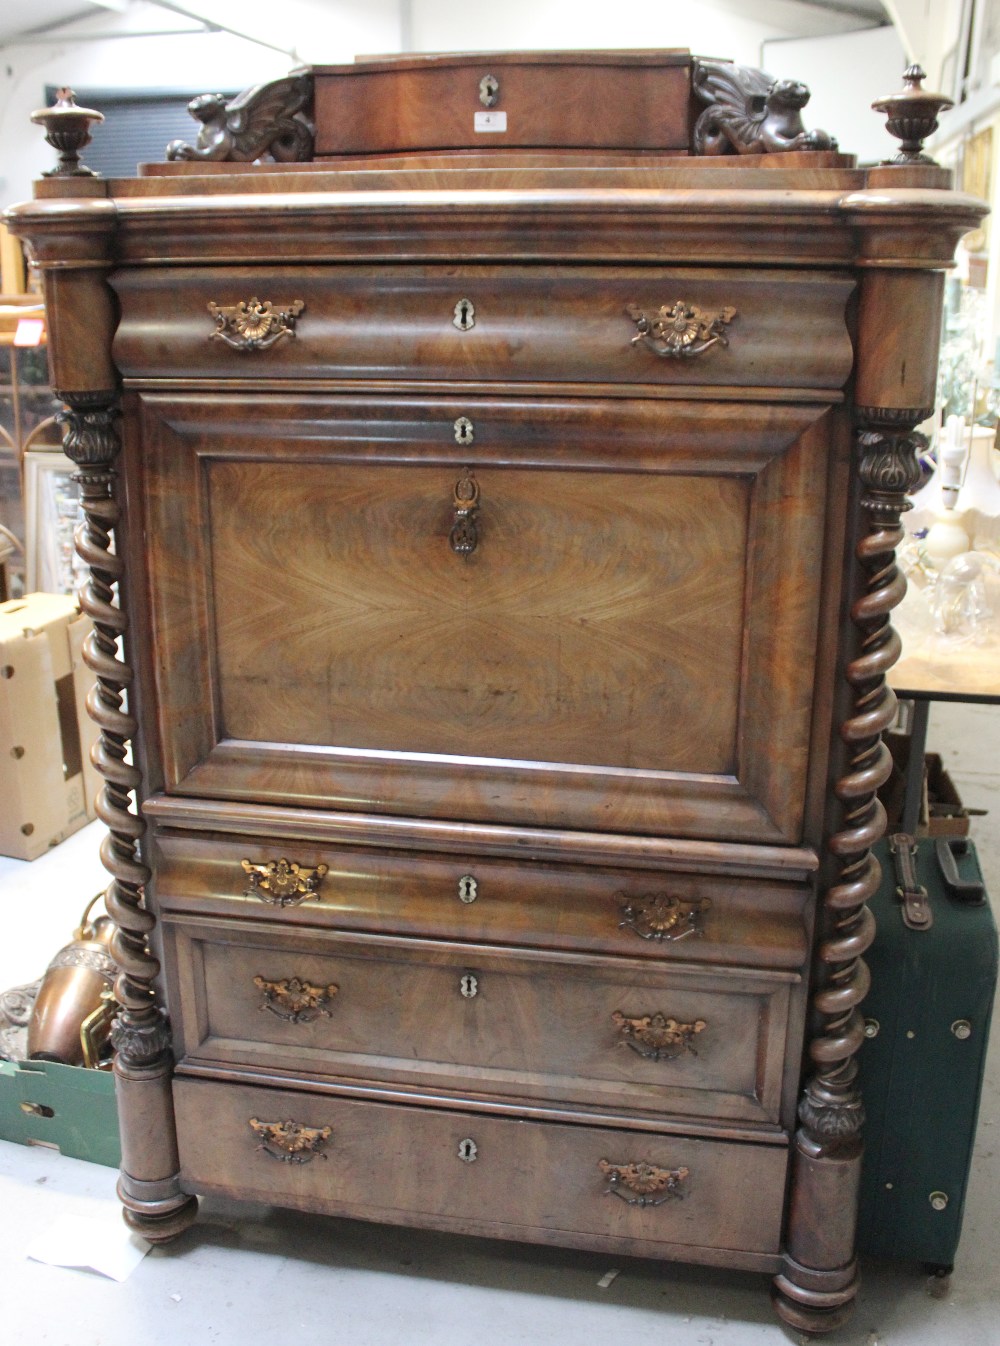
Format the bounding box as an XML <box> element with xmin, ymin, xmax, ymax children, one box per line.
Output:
<box><xmin>460</xmin><ymin>972</ymin><xmax>479</xmax><ymax>999</ymax></box>
<box><xmin>453</xmin><ymin>298</ymin><xmax>475</xmax><ymax>331</ymax></box>
<box><xmin>458</xmin><ymin>875</ymin><xmax>478</xmax><ymax>903</ymax></box>
<box><xmin>453</xmin><ymin>417</ymin><xmax>475</xmax><ymax>446</ymax></box>
<box><xmin>458</xmin><ymin>1137</ymin><xmax>479</xmax><ymax>1163</ymax></box>
<box><xmin>479</xmin><ymin>75</ymin><xmax>499</xmax><ymax>107</ymax></box>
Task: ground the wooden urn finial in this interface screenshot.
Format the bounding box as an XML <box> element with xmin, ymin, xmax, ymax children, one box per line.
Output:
<box><xmin>30</xmin><ymin>88</ymin><xmax>104</xmax><ymax>177</ymax></box>
<box><xmin>872</xmin><ymin>64</ymin><xmax>954</xmax><ymax>166</ymax></box>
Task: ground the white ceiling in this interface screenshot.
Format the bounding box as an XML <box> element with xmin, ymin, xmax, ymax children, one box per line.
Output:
<box><xmin>0</xmin><ymin>2</ymin><xmax>97</xmax><ymax>45</ymax></box>
<box><xmin>0</xmin><ymin>0</ymin><xmax>891</xmax><ymax>50</ymax></box>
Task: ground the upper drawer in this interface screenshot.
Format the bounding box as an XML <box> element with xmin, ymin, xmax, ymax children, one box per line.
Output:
<box><xmin>111</xmin><ymin>265</ymin><xmax>855</xmax><ymax>392</ymax></box>
<box><xmin>151</xmin><ymin>829</ymin><xmax>811</xmax><ymax>972</ymax></box>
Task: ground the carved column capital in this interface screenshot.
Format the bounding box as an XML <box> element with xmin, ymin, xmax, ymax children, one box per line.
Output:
<box><xmin>111</xmin><ymin>1013</ymin><xmax>173</xmax><ymax>1066</ymax></box>
<box><xmin>56</xmin><ymin>391</ymin><xmax>121</xmax><ymax>472</ymax></box>
<box><xmin>798</xmin><ymin>1071</ymin><xmax>866</xmax><ymax>1140</ymax></box>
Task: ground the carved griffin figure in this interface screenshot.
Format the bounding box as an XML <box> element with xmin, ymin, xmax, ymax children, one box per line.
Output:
<box><xmin>166</xmin><ymin>73</ymin><xmax>314</xmax><ymax>163</ymax></box>
<box><xmin>692</xmin><ymin>59</ymin><xmax>837</xmax><ymax>156</ymax></box>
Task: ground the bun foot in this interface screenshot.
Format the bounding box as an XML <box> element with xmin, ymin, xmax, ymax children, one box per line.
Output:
<box><xmin>772</xmin><ymin>1256</ymin><xmax>859</xmax><ymax>1335</ymax></box>
<box><xmin>119</xmin><ymin>1187</ymin><xmax>198</xmax><ymax>1244</ymax></box>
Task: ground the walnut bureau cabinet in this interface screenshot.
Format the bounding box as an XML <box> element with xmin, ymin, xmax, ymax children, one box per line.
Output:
<box><xmin>8</xmin><ymin>51</ymin><xmax>985</xmax><ymax>1334</ymax></box>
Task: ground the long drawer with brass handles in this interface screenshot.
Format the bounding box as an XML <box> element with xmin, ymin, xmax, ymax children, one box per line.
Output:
<box><xmin>161</xmin><ymin>912</ymin><xmax>799</xmax><ymax>1127</ymax></box>
<box><xmin>172</xmin><ymin>1075</ymin><xmax>788</xmax><ymax>1269</ymax></box>
<box><xmin>111</xmin><ymin>264</ymin><xmax>854</xmax><ymax>391</ymax></box>
<box><xmin>150</xmin><ymin>830</ymin><xmax>812</xmax><ymax>972</ymax></box>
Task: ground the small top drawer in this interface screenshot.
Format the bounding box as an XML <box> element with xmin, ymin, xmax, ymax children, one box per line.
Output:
<box><xmin>111</xmin><ymin>264</ymin><xmax>854</xmax><ymax>391</ymax></box>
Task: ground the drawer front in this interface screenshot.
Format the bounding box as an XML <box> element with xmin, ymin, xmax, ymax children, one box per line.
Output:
<box><xmin>112</xmin><ymin>265</ymin><xmax>854</xmax><ymax>391</ymax></box>
<box><xmin>313</xmin><ymin>57</ymin><xmax>693</xmax><ymax>155</ymax></box>
<box><xmin>173</xmin><ymin>1076</ymin><xmax>788</xmax><ymax>1265</ymax></box>
<box><xmin>137</xmin><ymin>393</ymin><xmax>836</xmax><ymax>843</ymax></box>
<box><xmin>163</xmin><ymin>916</ymin><xmax>797</xmax><ymax>1125</ymax></box>
<box><xmin>152</xmin><ymin>831</ymin><xmax>812</xmax><ymax>971</ymax></box>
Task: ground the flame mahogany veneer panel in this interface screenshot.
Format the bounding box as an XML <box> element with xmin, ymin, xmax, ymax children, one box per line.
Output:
<box><xmin>134</xmin><ymin>392</ymin><xmax>835</xmax><ymax>842</ymax></box>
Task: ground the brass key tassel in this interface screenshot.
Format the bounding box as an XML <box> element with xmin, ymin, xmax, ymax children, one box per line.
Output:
<box><xmin>450</xmin><ymin>469</ymin><xmax>481</xmax><ymax>556</ymax></box>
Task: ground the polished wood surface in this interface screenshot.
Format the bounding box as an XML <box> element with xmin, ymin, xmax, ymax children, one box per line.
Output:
<box><xmin>112</xmin><ymin>264</ymin><xmax>854</xmax><ymax>390</ymax></box>
<box><xmin>7</xmin><ymin>50</ymin><xmax>986</xmax><ymax>1335</ymax></box>
<box><xmin>151</xmin><ymin>829</ymin><xmax>811</xmax><ymax>969</ymax></box>
<box><xmin>173</xmin><ymin>1076</ymin><xmax>789</xmax><ymax>1267</ymax></box>
<box><xmin>136</xmin><ymin>392</ymin><xmax>830</xmax><ymax>840</ymax></box>
<box><xmin>163</xmin><ymin>913</ymin><xmax>796</xmax><ymax>1126</ymax></box>
<box><xmin>314</xmin><ymin>53</ymin><xmax>693</xmax><ymax>156</ymax></box>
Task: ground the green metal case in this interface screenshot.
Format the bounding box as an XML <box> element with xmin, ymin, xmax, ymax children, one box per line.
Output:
<box><xmin>857</xmin><ymin>836</ymin><xmax>998</xmax><ymax>1270</ymax></box>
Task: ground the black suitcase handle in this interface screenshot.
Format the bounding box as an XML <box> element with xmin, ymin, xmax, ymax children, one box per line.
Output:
<box><xmin>935</xmin><ymin>838</ymin><xmax>986</xmax><ymax>906</ymax></box>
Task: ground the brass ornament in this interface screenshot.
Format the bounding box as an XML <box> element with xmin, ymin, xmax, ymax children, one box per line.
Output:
<box><xmin>254</xmin><ymin>975</ymin><xmax>338</xmax><ymax>1023</ymax></box>
<box><xmin>617</xmin><ymin>892</ymin><xmax>711</xmax><ymax>942</ymax></box>
<box><xmin>598</xmin><ymin>1159</ymin><xmax>690</xmax><ymax>1207</ymax></box>
<box><xmin>611</xmin><ymin>1010</ymin><xmax>707</xmax><ymax>1061</ymax></box>
<box><xmin>26</xmin><ymin>894</ymin><xmax>117</xmax><ymax>1067</ymax></box>
<box><xmin>450</xmin><ymin>469</ymin><xmax>481</xmax><ymax>556</ymax></box>
<box><xmin>626</xmin><ymin>302</ymin><xmax>736</xmax><ymax>359</ymax></box>
<box><xmin>81</xmin><ymin>989</ymin><xmax>119</xmax><ymax>1070</ymax></box>
<box><xmin>241</xmin><ymin>858</ymin><xmax>329</xmax><ymax>908</ymax></box>
<box><xmin>249</xmin><ymin>1117</ymin><xmax>333</xmax><ymax>1163</ymax></box>
<box><xmin>208</xmin><ymin>298</ymin><xmax>305</xmax><ymax>351</ymax></box>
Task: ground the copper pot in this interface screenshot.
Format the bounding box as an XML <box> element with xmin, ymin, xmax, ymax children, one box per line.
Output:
<box><xmin>27</xmin><ymin>895</ymin><xmax>117</xmax><ymax>1066</ymax></box>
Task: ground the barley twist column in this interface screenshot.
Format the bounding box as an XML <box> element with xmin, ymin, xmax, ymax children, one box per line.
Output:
<box><xmin>774</xmin><ymin>411</ymin><xmax>924</xmax><ymax>1332</ymax></box>
<box><xmin>59</xmin><ymin>390</ymin><xmax>198</xmax><ymax>1241</ymax></box>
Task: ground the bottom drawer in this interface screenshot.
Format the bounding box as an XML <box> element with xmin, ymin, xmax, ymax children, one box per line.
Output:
<box><xmin>173</xmin><ymin>1077</ymin><xmax>788</xmax><ymax>1268</ymax></box>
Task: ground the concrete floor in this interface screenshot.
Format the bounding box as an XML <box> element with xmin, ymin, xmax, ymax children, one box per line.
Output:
<box><xmin>1</xmin><ymin>700</ymin><xmax>998</xmax><ymax>1346</ymax></box>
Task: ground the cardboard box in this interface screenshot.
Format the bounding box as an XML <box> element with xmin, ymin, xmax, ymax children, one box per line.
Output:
<box><xmin>921</xmin><ymin>752</ymin><xmax>972</xmax><ymax>839</ymax></box>
<box><xmin>0</xmin><ymin>1059</ymin><xmax>120</xmax><ymax>1167</ymax></box>
<box><xmin>0</xmin><ymin>593</ymin><xmax>100</xmax><ymax>860</ymax></box>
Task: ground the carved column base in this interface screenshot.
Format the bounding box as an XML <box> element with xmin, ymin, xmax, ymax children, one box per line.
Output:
<box><xmin>772</xmin><ymin>1252</ymin><xmax>859</xmax><ymax>1334</ymax></box>
<box><xmin>114</xmin><ymin>1057</ymin><xmax>197</xmax><ymax>1243</ymax></box>
<box><xmin>119</xmin><ymin>1182</ymin><xmax>198</xmax><ymax>1244</ymax></box>
<box><xmin>773</xmin><ymin>1122</ymin><xmax>864</xmax><ymax>1333</ymax></box>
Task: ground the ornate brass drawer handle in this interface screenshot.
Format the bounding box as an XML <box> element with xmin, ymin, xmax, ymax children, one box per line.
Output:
<box><xmin>598</xmin><ymin>1159</ymin><xmax>690</xmax><ymax>1207</ymax></box>
<box><xmin>626</xmin><ymin>302</ymin><xmax>736</xmax><ymax>359</ymax></box>
<box><xmin>254</xmin><ymin>975</ymin><xmax>338</xmax><ymax>1023</ymax></box>
<box><xmin>208</xmin><ymin>297</ymin><xmax>304</xmax><ymax>351</ymax></box>
<box><xmin>249</xmin><ymin>1117</ymin><xmax>332</xmax><ymax>1163</ymax></box>
<box><xmin>618</xmin><ymin>892</ymin><xmax>711</xmax><ymax>942</ymax></box>
<box><xmin>612</xmin><ymin>1011</ymin><xmax>707</xmax><ymax>1061</ymax></box>
<box><xmin>241</xmin><ymin>858</ymin><xmax>329</xmax><ymax>908</ymax></box>
<box><xmin>450</xmin><ymin>468</ymin><xmax>480</xmax><ymax>556</ymax></box>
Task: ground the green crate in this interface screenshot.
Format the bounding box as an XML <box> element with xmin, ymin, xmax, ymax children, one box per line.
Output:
<box><xmin>0</xmin><ymin>1059</ymin><xmax>121</xmax><ymax>1168</ymax></box>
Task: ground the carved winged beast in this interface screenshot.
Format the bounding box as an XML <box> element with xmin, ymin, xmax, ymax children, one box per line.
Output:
<box><xmin>692</xmin><ymin>59</ymin><xmax>837</xmax><ymax>155</ymax></box>
<box><xmin>166</xmin><ymin>73</ymin><xmax>314</xmax><ymax>162</ymax></box>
